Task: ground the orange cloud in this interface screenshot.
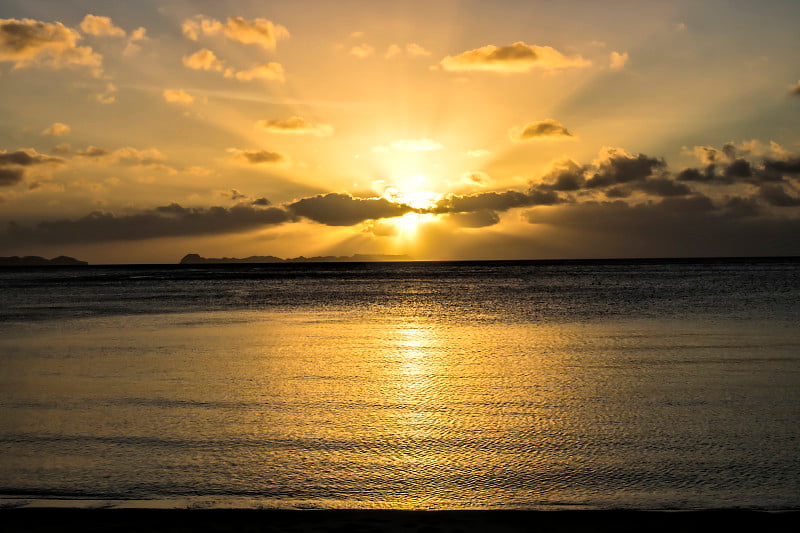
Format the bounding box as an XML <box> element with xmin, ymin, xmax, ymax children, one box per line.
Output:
<box><xmin>233</xmin><ymin>62</ymin><xmax>285</xmax><ymax>82</ymax></box>
<box><xmin>0</xmin><ymin>17</ymin><xmax>102</xmax><ymax>72</ymax></box>
<box><xmin>349</xmin><ymin>43</ymin><xmax>374</xmax><ymax>58</ymax></box>
<box><xmin>80</xmin><ymin>15</ymin><xmax>125</xmax><ymax>37</ymax></box>
<box><xmin>182</xmin><ymin>15</ymin><xmax>289</xmax><ymax>50</ymax></box>
<box><xmin>440</xmin><ymin>41</ymin><xmax>590</xmax><ymax>73</ymax></box>
<box><xmin>42</xmin><ymin>122</ymin><xmax>71</xmax><ymax>136</ymax></box>
<box><xmin>610</xmin><ymin>51</ymin><xmax>629</xmax><ymax>70</ymax></box>
<box><xmin>163</xmin><ymin>89</ymin><xmax>194</xmax><ymax>104</ymax></box>
<box><xmin>183</xmin><ymin>48</ymin><xmax>224</xmax><ymax>71</ymax></box>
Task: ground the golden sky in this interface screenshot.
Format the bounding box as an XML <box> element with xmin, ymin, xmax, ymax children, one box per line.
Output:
<box><xmin>1</xmin><ymin>0</ymin><xmax>799</xmax><ymax>263</ymax></box>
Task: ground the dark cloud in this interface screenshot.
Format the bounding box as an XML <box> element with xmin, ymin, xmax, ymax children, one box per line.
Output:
<box><xmin>605</xmin><ymin>186</ymin><xmax>631</xmax><ymax>198</ymax></box>
<box><xmin>585</xmin><ymin>148</ymin><xmax>666</xmax><ymax>188</ymax></box>
<box><xmin>287</xmin><ymin>193</ymin><xmax>413</xmax><ymax>226</ymax></box>
<box><xmin>252</xmin><ymin>197</ymin><xmax>270</xmax><ymax>206</ymax></box>
<box><xmin>677</xmin><ymin>165</ymin><xmax>718</xmax><ymax>183</ymax></box>
<box><xmin>539</xmin><ymin>159</ymin><xmax>586</xmax><ymax>191</ymax></box>
<box><xmin>0</xmin><ymin>149</ymin><xmax>64</xmax><ymax>166</ymax></box>
<box><xmin>763</xmin><ymin>156</ymin><xmax>800</xmax><ymax>175</ymax></box>
<box><xmin>656</xmin><ymin>195</ymin><xmax>715</xmax><ymax>212</ymax></box>
<box><xmin>432</xmin><ymin>189</ymin><xmax>561</xmax><ymax>214</ymax></box>
<box><xmin>723</xmin><ymin>196</ymin><xmax>761</xmax><ymax>218</ymax></box>
<box><xmin>0</xmin><ymin>167</ymin><xmax>24</xmax><ymax>186</ymax></box>
<box><xmin>232</xmin><ymin>149</ymin><xmax>287</xmax><ymax>164</ymax></box>
<box><xmin>511</xmin><ymin>119</ymin><xmax>573</xmax><ymax>141</ymax></box>
<box><xmin>723</xmin><ymin>158</ymin><xmax>753</xmax><ymax>179</ymax></box>
<box><xmin>0</xmin><ymin>148</ymin><xmax>64</xmax><ymax>187</ymax></box>
<box><xmin>447</xmin><ymin>209</ymin><xmax>501</xmax><ymax>228</ymax></box>
<box><xmin>759</xmin><ymin>184</ymin><xmax>800</xmax><ymax>207</ymax></box>
<box><xmin>636</xmin><ymin>177</ymin><xmax>692</xmax><ymax>197</ymax></box>
<box><xmin>522</xmin><ymin>200</ymin><xmax>800</xmax><ymax>258</ymax></box>
<box><xmin>2</xmin><ymin>203</ymin><xmax>291</xmax><ymax>246</ymax></box>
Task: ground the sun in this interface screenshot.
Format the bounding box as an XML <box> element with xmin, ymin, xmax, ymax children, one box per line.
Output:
<box><xmin>379</xmin><ymin>176</ymin><xmax>442</xmax><ymax>236</ymax></box>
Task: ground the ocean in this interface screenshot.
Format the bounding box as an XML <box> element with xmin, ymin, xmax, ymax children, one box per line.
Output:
<box><xmin>1</xmin><ymin>259</ymin><xmax>799</xmax><ymax>509</ymax></box>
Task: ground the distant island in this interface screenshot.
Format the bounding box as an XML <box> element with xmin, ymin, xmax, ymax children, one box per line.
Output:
<box><xmin>180</xmin><ymin>253</ymin><xmax>411</xmax><ymax>264</ymax></box>
<box><xmin>0</xmin><ymin>255</ymin><xmax>88</xmax><ymax>266</ymax></box>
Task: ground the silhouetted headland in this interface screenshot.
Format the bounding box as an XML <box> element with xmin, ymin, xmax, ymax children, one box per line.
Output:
<box><xmin>180</xmin><ymin>253</ymin><xmax>410</xmax><ymax>264</ymax></box>
<box><xmin>0</xmin><ymin>255</ymin><xmax>88</xmax><ymax>266</ymax></box>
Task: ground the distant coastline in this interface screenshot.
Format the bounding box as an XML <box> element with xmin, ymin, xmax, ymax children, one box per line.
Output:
<box><xmin>180</xmin><ymin>253</ymin><xmax>411</xmax><ymax>264</ymax></box>
<box><xmin>0</xmin><ymin>256</ymin><xmax>88</xmax><ymax>266</ymax></box>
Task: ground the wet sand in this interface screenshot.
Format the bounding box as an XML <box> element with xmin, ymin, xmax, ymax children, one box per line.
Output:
<box><xmin>3</xmin><ymin>509</ymin><xmax>799</xmax><ymax>533</ymax></box>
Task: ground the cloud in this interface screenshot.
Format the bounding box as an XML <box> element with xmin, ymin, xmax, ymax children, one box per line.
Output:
<box><xmin>432</xmin><ymin>189</ymin><xmax>561</xmax><ymax>214</ymax></box>
<box><xmin>222</xmin><ymin>16</ymin><xmax>289</xmax><ymax>50</ymax></box>
<box><xmin>256</xmin><ymin>117</ymin><xmax>333</xmax><ymax>136</ymax></box>
<box><xmin>0</xmin><ymin>167</ymin><xmax>24</xmax><ymax>186</ymax></box>
<box><xmin>75</xmin><ymin>146</ymin><xmax>166</xmax><ymax>166</ymax></box>
<box><xmin>374</xmin><ymin>138</ymin><xmax>443</xmax><ymax>152</ymax></box>
<box><xmin>233</xmin><ymin>62</ymin><xmax>285</xmax><ymax>82</ymax></box>
<box><xmin>790</xmin><ymin>81</ymin><xmax>800</xmax><ymax>96</ymax></box>
<box><xmin>0</xmin><ymin>148</ymin><xmax>65</xmax><ymax>187</ymax></box>
<box><xmin>585</xmin><ymin>147</ymin><xmax>666</xmax><ymax>187</ymax></box>
<box><xmin>0</xmin><ymin>148</ymin><xmax>64</xmax><ymax>167</ymax></box>
<box><xmin>458</xmin><ymin>171</ymin><xmax>491</xmax><ymax>187</ymax></box>
<box><xmin>510</xmin><ymin>119</ymin><xmax>573</xmax><ymax>141</ymax></box>
<box><xmin>42</xmin><ymin>122</ymin><xmax>70</xmax><ymax>136</ymax></box>
<box><xmin>51</xmin><ymin>143</ymin><xmax>71</xmax><ymax>155</ymax></box>
<box><xmin>448</xmin><ymin>210</ymin><xmax>501</xmax><ymax>228</ymax></box>
<box><xmin>229</xmin><ymin>149</ymin><xmax>287</xmax><ymax>165</ymax></box>
<box><xmin>384</xmin><ymin>44</ymin><xmax>402</xmax><ymax>59</ymax></box>
<box><xmin>609</xmin><ymin>51</ymin><xmax>629</xmax><ymax>70</ymax></box>
<box><xmin>96</xmin><ymin>82</ymin><xmax>117</xmax><ymax>104</ymax></box>
<box><xmin>406</xmin><ymin>43</ymin><xmax>432</xmax><ymax>57</ymax></box>
<box><xmin>0</xmin><ymin>17</ymin><xmax>102</xmax><ymax>72</ymax></box>
<box><xmin>80</xmin><ymin>15</ymin><xmax>125</xmax><ymax>38</ymax></box>
<box><xmin>386</xmin><ymin>43</ymin><xmax>431</xmax><ymax>59</ymax></box>
<box><xmin>3</xmin><ymin>203</ymin><xmax>292</xmax><ymax>246</ymax></box>
<box><xmin>635</xmin><ymin>177</ymin><xmax>692</xmax><ymax>197</ymax></box>
<box><xmin>163</xmin><ymin>89</ymin><xmax>194</xmax><ymax>104</ymax></box>
<box><xmin>350</xmin><ymin>43</ymin><xmax>374</xmax><ymax>58</ymax></box>
<box><xmin>519</xmin><ymin>198</ymin><xmax>800</xmax><ymax>259</ymax></box>
<box><xmin>539</xmin><ymin>158</ymin><xmax>587</xmax><ymax>191</ymax></box>
<box><xmin>182</xmin><ymin>17</ymin><xmax>221</xmax><ymax>41</ymax></box>
<box><xmin>182</xmin><ymin>16</ymin><xmax>289</xmax><ymax>50</ymax></box>
<box><xmin>288</xmin><ymin>193</ymin><xmax>414</xmax><ymax>225</ymax></box>
<box><xmin>183</xmin><ymin>49</ymin><xmax>284</xmax><ymax>81</ymax></box>
<box><xmin>678</xmin><ymin>143</ymin><xmax>800</xmax><ymax>185</ymax></box>
<box><xmin>123</xmin><ymin>27</ymin><xmax>148</xmax><ymax>56</ymax></box>
<box><xmin>440</xmin><ymin>41</ymin><xmax>590</xmax><ymax>73</ymax></box>
<box><xmin>759</xmin><ymin>184</ymin><xmax>800</xmax><ymax>207</ymax></box>
<box><xmin>467</xmin><ymin>149</ymin><xmax>491</xmax><ymax>158</ymax></box>
<box><xmin>183</xmin><ymin>48</ymin><xmax>225</xmax><ymax>71</ymax></box>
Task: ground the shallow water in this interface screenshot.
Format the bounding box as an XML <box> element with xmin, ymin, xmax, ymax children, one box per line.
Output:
<box><xmin>1</xmin><ymin>260</ymin><xmax>799</xmax><ymax>509</ymax></box>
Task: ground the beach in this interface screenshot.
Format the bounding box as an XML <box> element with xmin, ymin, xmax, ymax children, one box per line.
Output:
<box><xmin>4</xmin><ymin>509</ymin><xmax>800</xmax><ymax>533</ymax></box>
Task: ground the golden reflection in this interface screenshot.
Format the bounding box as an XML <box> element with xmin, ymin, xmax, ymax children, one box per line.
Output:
<box><xmin>390</xmin><ymin>323</ymin><xmax>443</xmax><ymax>433</ymax></box>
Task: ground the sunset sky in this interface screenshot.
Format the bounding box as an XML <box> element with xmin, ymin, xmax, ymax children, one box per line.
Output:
<box><xmin>1</xmin><ymin>0</ymin><xmax>799</xmax><ymax>263</ymax></box>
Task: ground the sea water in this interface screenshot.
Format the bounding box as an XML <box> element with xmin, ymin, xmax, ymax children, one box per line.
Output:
<box><xmin>1</xmin><ymin>259</ymin><xmax>799</xmax><ymax>509</ymax></box>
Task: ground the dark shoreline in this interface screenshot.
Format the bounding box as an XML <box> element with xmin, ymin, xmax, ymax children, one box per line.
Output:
<box><xmin>1</xmin><ymin>255</ymin><xmax>799</xmax><ymax>270</ymax></box>
<box><xmin>3</xmin><ymin>509</ymin><xmax>800</xmax><ymax>533</ymax></box>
